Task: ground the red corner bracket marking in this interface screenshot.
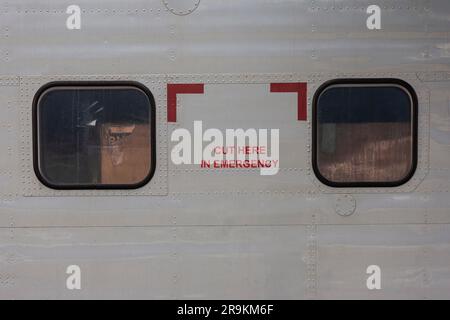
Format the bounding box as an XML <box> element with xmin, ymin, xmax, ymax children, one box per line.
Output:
<box><xmin>167</xmin><ymin>83</ymin><xmax>205</xmax><ymax>123</ymax></box>
<box><xmin>270</xmin><ymin>83</ymin><xmax>308</xmax><ymax>121</ymax></box>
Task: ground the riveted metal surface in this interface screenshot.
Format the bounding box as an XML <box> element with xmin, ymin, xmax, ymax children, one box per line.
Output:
<box><xmin>415</xmin><ymin>77</ymin><xmax>450</xmax><ymax>208</ymax></box>
<box><xmin>305</xmin><ymin>216</ymin><xmax>318</xmax><ymax>299</ymax></box>
<box><xmin>0</xmin><ymin>226</ymin><xmax>308</xmax><ymax>299</ymax></box>
<box><xmin>316</xmin><ymin>224</ymin><xmax>450</xmax><ymax>299</ymax></box>
<box><xmin>0</xmin><ymin>9</ymin><xmax>9</xmax><ymax>63</ymax></box>
<box><xmin>0</xmin><ymin>77</ymin><xmax>20</xmax><ymax>201</ymax></box>
<box><xmin>335</xmin><ymin>194</ymin><xmax>357</xmax><ymax>217</ymax></box>
<box><xmin>0</xmin><ymin>76</ymin><xmax>19</xmax><ymax>86</ymax></box>
<box><xmin>0</xmin><ymin>0</ymin><xmax>449</xmax><ymax>299</ymax></box>
<box><xmin>0</xmin><ymin>72</ymin><xmax>444</xmax><ymax>229</ymax></box>
<box><xmin>162</xmin><ymin>0</ymin><xmax>200</xmax><ymax>16</ymax></box>
<box><xmin>418</xmin><ymin>71</ymin><xmax>450</xmax><ymax>82</ymax></box>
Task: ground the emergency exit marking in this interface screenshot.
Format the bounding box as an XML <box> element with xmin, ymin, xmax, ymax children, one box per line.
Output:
<box><xmin>270</xmin><ymin>83</ymin><xmax>308</xmax><ymax>121</ymax></box>
<box><xmin>167</xmin><ymin>83</ymin><xmax>205</xmax><ymax>123</ymax></box>
<box><xmin>167</xmin><ymin>83</ymin><xmax>308</xmax><ymax>123</ymax></box>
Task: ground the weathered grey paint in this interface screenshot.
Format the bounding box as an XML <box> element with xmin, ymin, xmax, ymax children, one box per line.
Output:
<box><xmin>0</xmin><ymin>0</ymin><xmax>449</xmax><ymax>299</ymax></box>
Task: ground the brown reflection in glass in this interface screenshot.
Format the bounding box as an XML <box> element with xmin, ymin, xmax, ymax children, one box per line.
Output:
<box><xmin>317</xmin><ymin>122</ymin><xmax>412</xmax><ymax>183</ymax></box>
<box><xmin>100</xmin><ymin>123</ymin><xmax>151</xmax><ymax>184</ymax></box>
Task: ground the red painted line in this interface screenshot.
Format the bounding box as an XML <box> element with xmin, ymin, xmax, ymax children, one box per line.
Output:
<box><xmin>270</xmin><ymin>82</ymin><xmax>308</xmax><ymax>121</ymax></box>
<box><xmin>167</xmin><ymin>83</ymin><xmax>205</xmax><ymax>123</ymax></box>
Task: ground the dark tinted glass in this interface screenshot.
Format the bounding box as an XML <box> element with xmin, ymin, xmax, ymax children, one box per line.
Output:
<box><xmin>36</xmin><ymin>85</ymin><xmax>153</xmax><ymax>188</ymax></box>
<box><xmin>315</xmin><ymin>84</ymin><xmax>415</xmax><ymax>185</ymax></box>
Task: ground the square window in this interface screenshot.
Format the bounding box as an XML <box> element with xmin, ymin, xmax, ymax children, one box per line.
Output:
<box><xmin>34</xmin><ymin>82</ymin><xmax>156</xmax><ymax>189</ymax></box>
<box><xmin>313</xmin><ymin>79</ymin><xmax>418</xmax><ymax>187</ymax></box>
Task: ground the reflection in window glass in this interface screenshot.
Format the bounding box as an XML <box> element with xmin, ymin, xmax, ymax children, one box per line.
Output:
<box><xmin>36</xmin><ymin>85</ymin><xmax>153</xmax><ymax>188</ymax></box>
<box><xmin>315</xmin><ymin>84</ymin><xmax>415</xmax><ymax>185</ymax></box>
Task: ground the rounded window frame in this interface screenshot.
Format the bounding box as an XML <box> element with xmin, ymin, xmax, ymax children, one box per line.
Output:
<box><xmin>32</xmin><ymin>81</ymin><xmax>157</xmax><ymax>190</ymax></box>
<box><xmin>312</xmin><ymin>78</ymin><xmax>419</xmax><ymax>188</ymax></box>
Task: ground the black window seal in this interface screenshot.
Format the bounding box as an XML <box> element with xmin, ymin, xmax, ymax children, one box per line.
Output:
<box><xmin>312</xmin><ymin>78</ymin><xmax>419</xmax><ymax>188</ymax></box>
<box><xmin>32</xmin><ymin>81</ymin><xmax>157</xmax><ymax>190</ymax></box>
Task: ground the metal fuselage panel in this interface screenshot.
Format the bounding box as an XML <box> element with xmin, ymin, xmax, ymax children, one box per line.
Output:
<box><xmin>0</xmin><ymin>0</ymin><xmax>449</xmax><ymax>299</ymax></box>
